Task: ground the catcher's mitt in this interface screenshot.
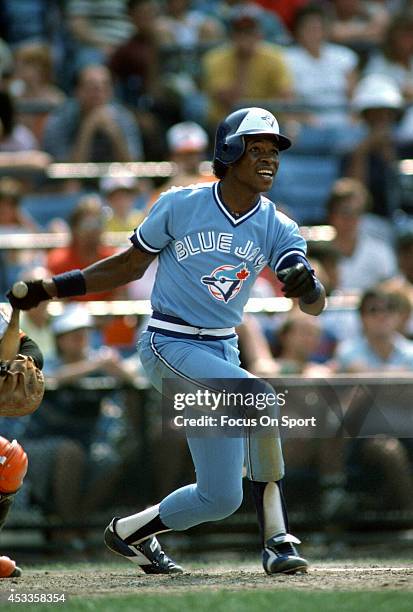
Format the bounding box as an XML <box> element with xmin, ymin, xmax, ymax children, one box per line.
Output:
<box><xmin>0</xmin><ymin>354</ymin><xmax>45</xmax><ymax>417</ymax></box>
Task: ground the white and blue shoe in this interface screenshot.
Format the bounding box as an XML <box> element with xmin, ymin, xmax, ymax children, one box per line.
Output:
<box><xmin>104</xmin><ymin>518</ymin><xmax>183</xmax><ymax>574</ymax></box>
<box><xmin>262</xmin><ymin>533</ymin><xmax>309</xmax><ymax>575</ymax></box>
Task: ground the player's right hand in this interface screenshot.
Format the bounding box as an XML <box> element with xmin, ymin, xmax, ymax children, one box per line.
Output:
<box><xmin>7</xmin><ymin>280</ymin><xmax>51</xmax><ymax>310</ymax></box>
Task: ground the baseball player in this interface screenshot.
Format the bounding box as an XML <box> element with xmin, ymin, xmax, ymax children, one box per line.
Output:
<box><xmin>0</xmin><ymin>310</ymin><xmax>44</xmax><ymax>578</ymax></box>
<box><xmin>8</xmin><ymin>107</ymin><xmax>326</xmax><ymax>575</ymax></box>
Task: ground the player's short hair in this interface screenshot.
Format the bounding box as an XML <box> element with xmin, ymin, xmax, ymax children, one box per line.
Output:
<box><xmin>213</xmin><ymin>159</ymin><xmax>228</xmax><ymax>179</ymax></box>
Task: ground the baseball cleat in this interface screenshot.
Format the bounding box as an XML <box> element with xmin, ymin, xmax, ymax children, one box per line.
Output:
<box><xmin>104</xmin><ymin>518</ymin><xmax>183</xmax><ymax>574</ymax></box>
<box><xmin>0</xmin><ymin>556</ymin><xmax>21</xmax><ymax>578</ymax></box>
<box><xmin>262</xmin><ymin>533</ymin><xmax>309</xmax><ymax>575</ymax></box>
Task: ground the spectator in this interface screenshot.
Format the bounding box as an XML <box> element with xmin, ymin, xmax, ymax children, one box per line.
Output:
<box><xmin>327</xmin><ymin>177</ymin><xmax>397</xmax><ymax>291</ymax></box>
<box><xmin>307</xmin><ymin>240</ymin><xmax>341</xmax><ymax>297</ymax></box>
<box><xmin>328</xmin><ymin>0</ymin><xmax>389</xmax><ymax>58</ymax></box>
<box><xmin>271</xmin><ymin>311</ymin><xmax>333</xmax><ymax>376</ymax></box>
<box><xmin>155</xmin><ymin>0</ymin><xmax>224</xmax><ymax>48</ymax></box>
<box><xmin>209</xmin><ymin>1</ymin><xmax>291</xmax><ymax>45</ymax></box>
<box><xmin>0</xmin><ymin>87</ymin><xmax>52</xmax><ymax>174</ymax></box>
<box><xmin>42</xmin><ymin>64</ymin><xmax>143</xmax><ymax>163</ymax></box>
<box><xmin>108</xmin><ymin>0</ymin><xmax>180</xmax><ymax>159</ymax></box>
<box><xmin>334</xmin><ymin>287</ymin><xmax>413</xmax><ymax>511</ymax></box>
<box><xmin>108</xmin><ymin>0</ymin><xmax>160</xmax><ymax>101</ymax></box>
<box><xmin>11</xmin><ymin>43</ymin><xmax>65</xmax><ymax>141</ymax></box>
<box><xmin>146</xmin><ymin>120</ymin><xmax>214</xmax><ymax>212</ymax></box>
<box><xmin>0</xmin><ymin>177</ymin><xmax>41</xmax><ymax>297</ymax></box>
<box><xmin>238</xmin><ymin>311</ymin><xmax>332</xmax><ymax>378</ymax></box>
<box><xmin>387</xmin><ymin>232</ymin><xmax>413</xmax><ymax>300</ymax></box>
<box><xmin>253</xmin><ymin>0</ymin><xmax>310</xmax><ymax>32</ymax></box>
<box><xmin>22</xmin><ymin>303</ymin><xmax>135</xmax><ymax>533</ymax></box>
<box><xmin>335</xmin><ymin>287</ymin><xmax>413</xmax><ymax>372</ymax></box>
<box><xmin>0</xmin><ymin>90</ymin><xmax>38</xmax><ymax>153</ymax></box>
<box><xmin>342</xmin><ymin>74</ymin><xmax>404</xmax><ymax>218</ymax></box>
<box><xmin>154</xmin><ymin>0</ymin><xmax>225</xmax><ymax>119</ymax></box>
<box><xmin>0</xmin><ymin>177</ymin><xmax>37</xmax><ymax>231</ymax></box>
<box><xmin>166</xmin><ymin>120</ymin><xmax>210</xmax><ymax>177</ymax></box>
<box><xmin>285</xmin><ymin>3</ymin><xmax>359</xmax><ymax>126</ymax></box>
<box><xmin>67</xmin><ymin>0</ymin><xmax>134</xmax><ymax>71</ymax></box>
<box><xmin>47</xmin><ymin>195</ymin><xmax>124</xmax><ymax>301</ymax></box>
<box><xmin>388</xmin><ymin>288</ymin><xmax>413</xmax><ymax>338</ymax></box>
<box><xmin>380</xmin><ymin>231</ymin><xmax>413</xmax><ymax>336</ymax></box>
<box><xmin>201</xmin><ymin>5</ymin><xmax>293</xmax><ymax>128</ymax></box>
<box><xmin>364</xmin><ymin>12</ymin><xmax>413</xmax><ymax>103</ymax></box>
<box><xmin>12</xmin><ymin>43</ymin><xmax>64</xmax><ymax>105</ymax></box>
<box><xmin>100</xmin><ymin>175</ymin><xmax>145</xmax><ymax>232</ymax></box>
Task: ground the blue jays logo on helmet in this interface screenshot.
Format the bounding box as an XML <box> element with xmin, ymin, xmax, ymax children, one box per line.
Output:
<box><xmin>201</xmin><ymin>262</ymin><xmax>250</xmax><ymax>303</ymax></box>
<box><xmin>214</xmin><ymin>107</ymin><xmax>291</xmax><ymax>167</ymax></box>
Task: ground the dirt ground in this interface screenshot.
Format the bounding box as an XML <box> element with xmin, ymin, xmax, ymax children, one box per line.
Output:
<box><xmin>0</xmin><ymin>562</ymin><xmax>412</xmax><ymax>597</ymax></box>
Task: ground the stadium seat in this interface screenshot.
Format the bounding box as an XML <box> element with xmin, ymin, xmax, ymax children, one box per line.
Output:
<box><xmin>21</xmin><ymin>192</ymin><xmax>84</xmax><ymax>229</ymax></box>
<box><xmin>291</xmin><ymin>124</ymin><xmax>342</xmax><ymax>155</ymax></box>
<box><xmin>21</xmin><ymin>191</ymin><xmax>148</xmax><ymax>229</ymax></box>
<box><xmin>270</xmin><ymin>154</ymin><xmax>341</xmax><ymax>224</ymax></box>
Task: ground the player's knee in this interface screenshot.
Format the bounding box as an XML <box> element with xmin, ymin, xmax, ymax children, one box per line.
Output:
<box><xmin>204</xmin><ymin>489</ymin><xmax>243</xmax><ymax>520</ymax></box>
<box><xmin>0</xmin><ymin>437</ymin><xmax>28</xmax><ymax>494</ymax></box>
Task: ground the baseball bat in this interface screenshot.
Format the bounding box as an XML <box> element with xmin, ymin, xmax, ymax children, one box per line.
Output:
<box><xmin>0</xmin><ymin>282</ymin><xmax>27</xmax><ymax>361</ymax></box>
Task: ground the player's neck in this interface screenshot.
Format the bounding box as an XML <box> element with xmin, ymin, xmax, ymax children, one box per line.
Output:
<box><xmin>218</xmin><ymin>180</ymin><xmax>260</xmax><ymax>215</ymax></box>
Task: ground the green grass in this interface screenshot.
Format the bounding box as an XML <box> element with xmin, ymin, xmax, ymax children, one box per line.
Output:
<box><xmin>1</xmin><ymin>590</ymin><xmax>412</xmax><ymax>612</ymax></box>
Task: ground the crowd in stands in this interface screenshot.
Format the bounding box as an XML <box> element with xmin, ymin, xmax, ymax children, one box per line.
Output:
<box><xmin>1</xmin><ymin>0</ymin><xmax>413</xmax><ymax>542</ymax></box>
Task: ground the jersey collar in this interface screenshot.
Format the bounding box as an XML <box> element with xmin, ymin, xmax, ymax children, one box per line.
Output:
<box><xmin>213</xmin><ymin>182</ymin><xmax>262</xmax><ymax>227</ymax></box>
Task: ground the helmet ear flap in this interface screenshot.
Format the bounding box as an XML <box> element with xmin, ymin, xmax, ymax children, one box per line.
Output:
<box><xmin>214</xmin><ymin>122</ymin><xmax>230</xmax><ymax>163</ymax></box>
<box><xmin>214</xmin><ymin>123</ymin><xmax>245</xmax><ymax>165</ymax></box>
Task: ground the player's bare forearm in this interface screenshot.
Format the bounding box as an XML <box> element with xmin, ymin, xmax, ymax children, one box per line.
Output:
<box><xmin>299</xmin><ymin>286</ymin><xmax>326</xmax><ymax>316</ymax></box>
<box><xmin>237</xmin><ymin>315</ymin><xmax>274</xmax><ymax>366</ymax></box>
<box><xmin>43</xmin><ymin>247</ymin><xmax>155</xmax><ymax>297</ymax></box>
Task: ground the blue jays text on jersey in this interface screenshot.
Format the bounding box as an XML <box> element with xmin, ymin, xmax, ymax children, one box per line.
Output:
<box><xmin>130</xmin><ymin>182</ymin><xmax>307</xmax><ymax>329</ymax></box>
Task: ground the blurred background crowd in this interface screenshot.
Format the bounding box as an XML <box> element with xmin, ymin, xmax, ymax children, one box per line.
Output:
<box><xmin>1</xmin><ymin>0</ymin><xmax>413</xmax><ymax>549</ymax></box>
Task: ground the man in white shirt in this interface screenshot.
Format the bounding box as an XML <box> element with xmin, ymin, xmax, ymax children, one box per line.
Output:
<box><xmin>327</xmin><ymin>177</ymin><xmax>397</xmax><ymax>291</ymax></box>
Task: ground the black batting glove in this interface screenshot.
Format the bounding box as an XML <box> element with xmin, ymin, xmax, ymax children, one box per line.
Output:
<box><xmin>277</xmin><ymin>263</ymin><xmax>317</xmax><ymax>299</ymax></box>
<box><xmin>7</xmin><ymin>280</ymin><xmax>51</xmax><ymax>310</ymax></box>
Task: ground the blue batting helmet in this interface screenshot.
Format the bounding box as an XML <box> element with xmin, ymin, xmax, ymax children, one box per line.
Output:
<box><xmin>213</xmin><ymin>107</ymin><xmax>291</xmax><ymax>167</ymax></box>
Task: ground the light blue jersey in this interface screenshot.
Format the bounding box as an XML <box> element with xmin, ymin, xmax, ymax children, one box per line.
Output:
<box><xmin>130</xmin><ymin>181</ymin><xmax>306</xmax><ymax>328</ymax></box>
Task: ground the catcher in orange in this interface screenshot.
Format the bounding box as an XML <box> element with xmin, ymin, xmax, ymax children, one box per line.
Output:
<box><xmin>0</xmin><ymin>308</ymin><xmax>44</xmax><ymax>578</ymax></box>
